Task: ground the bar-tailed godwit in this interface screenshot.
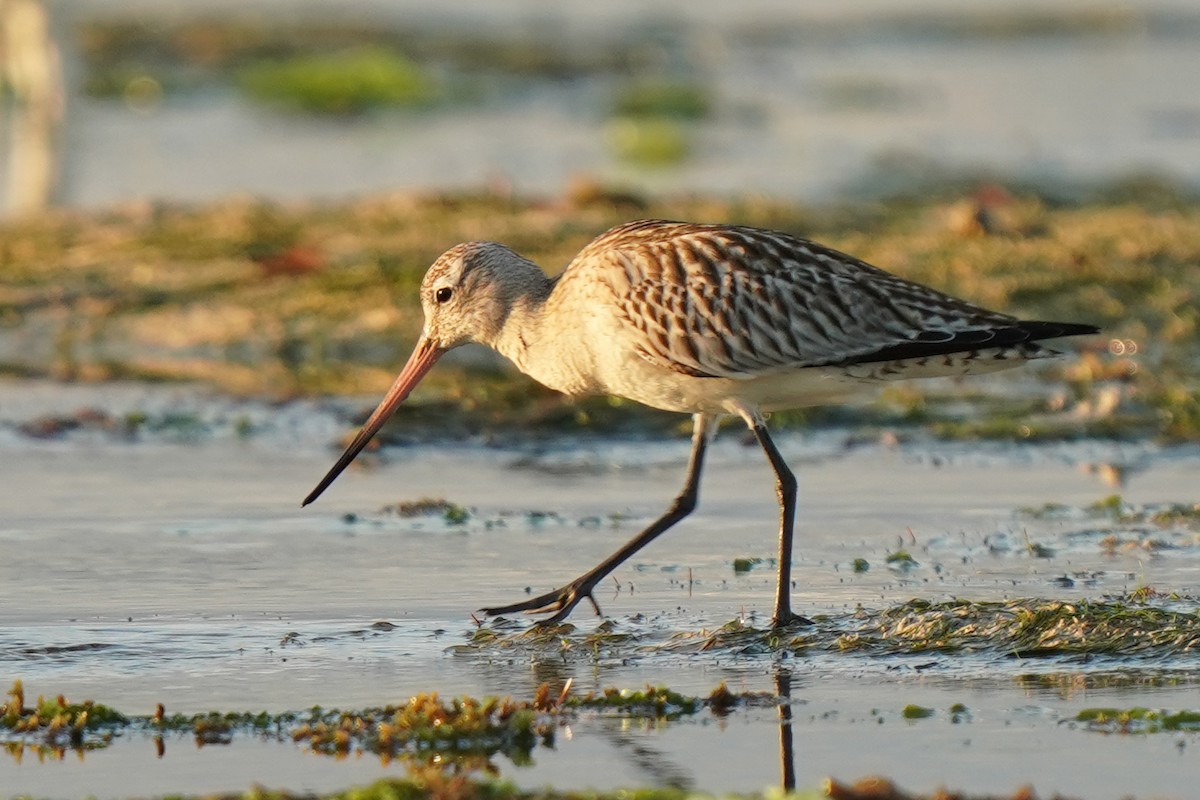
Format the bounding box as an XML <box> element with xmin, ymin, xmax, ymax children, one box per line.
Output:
<box><xmin>303</xmin><ymin>219</ymin><xmax>1097</xmax><ymax>627</ymax></box>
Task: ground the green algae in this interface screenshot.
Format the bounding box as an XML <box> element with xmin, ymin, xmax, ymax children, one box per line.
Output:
<box><xmin>0</xmin><ymin>771</ymin><xmax>1118</xmax><ymax>800</ymax></box>
<box><xmin>1075</xmin><ymin>706</ymin><xmax>1200</xmax><ymax>734</ymax></box>
<box><xmin>4</xmin><ymin>775</ymin><xmax>1159</xmax><ymax>800</ymax></box>
<box><xmin>0</xmin><ymin>675</ymin><xmax>1190</xmax><ymax>799</ymax></box>
<box><xmin>379</xmin><ymin>497</ymin><xmax>473</xmax><ymax>525</ymax></box>
<box><xmin>901</xmin><ymin>704</ymin><xmax>935</xmax><ymax>720</ymax></box>
<box><xmin>733</xmin><ymin>557</ymin><xmax>766</xmax><ymax>574</ymax></box>
<box><xmin>0</xmin><ymin>681</ymin><xmax>128</xmax><ymax>759</ymax></box>
<box><xmin>455</xmin><ymin>618</ymin><xmax>641</xmax><ymax>663</ymax></box>
<box><xmin>77</xmin><ymin>17</ymin><xmax>664</xmax><ymax>91</ymax></box>
<box><xmin>1087</xmin><ymin>494</ymin><xmax>1129</xmax><ymax>519</ymax></box>
<box><xmin>606</xmin><ymin>117</ymin><xmax>692</xmax><ymax>166</ymax></box>
<box><xmin>658</xmin><ymin>599</ymin><xmax>1200</xmax><ymax>661</ymax></box>
<box><xmin>448</xmin><ymin>598</ymin><xmax>1200</xmax><ymax>667</ymax></box>
<box><xmin>288</xmin><ymin>692</ymin><xmax>556</xmax><ymax>768</ymax></box>
<box><xmin>613</xmin><ymin>81</ymin><xmax>712</xmax><ymax>121</ymax></box>
<box><xmin>237</xmin><ymin>47</ymin><xmax>437</xmax><ymax>115</ymax></box>
<box><xmin>1017</xmin><ymin>494</ymin><xmax>1200</xmax><ymax>537</ymax></box>
<box><xmin>1</xmin><ymin>680</ymin><xmax>127</xmax><ymax>733</ymax></box>
<box><xmin>0</xmin><ymin>678</ymin><xmax>728</xmax><ymax>773</ymax></box>
<box><xmin>606</xmin><ymin>80</ymin><xmax>712</xmax><ymax>166</ymax></box>
<box><xmin>841</xmin><ymin>599</ymin><xmax>1200</xmax><ymax>658</ymax></box>
<box><xmin>884</xmin><ymin>550</ymin><xmax>919</xmax><ymax>570</ymax></box>
<box><xmin>565</xmin><ymin>685</ymin><xmax>699</xmax><ymax>719</ymax></box>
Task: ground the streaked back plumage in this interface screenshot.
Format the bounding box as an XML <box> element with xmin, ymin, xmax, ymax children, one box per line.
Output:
<box><xmin>556</xmin><ymin>219</ymin><xmax>1091</xmax><ymax>382</ymax></box>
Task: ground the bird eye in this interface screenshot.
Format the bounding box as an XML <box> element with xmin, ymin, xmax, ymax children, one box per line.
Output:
<box><xmin>435</xmin><ymin>287</ymin><xmax>453</xmax><ymax>303</ymax></box>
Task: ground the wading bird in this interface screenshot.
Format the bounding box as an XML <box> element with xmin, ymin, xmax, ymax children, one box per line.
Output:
<box><xmin>303</xmin><ymin>219</ymin><xmax>1097</xmax><ymax>627</ymax></box>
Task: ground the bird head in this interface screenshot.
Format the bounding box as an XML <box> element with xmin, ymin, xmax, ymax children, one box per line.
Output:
<box><xmin>302</xmin><ymin>240</ymin><xmax>543</xmax><ymax>506</ymax></box>
<box><xmin>419</xmin><ymin>241</ymin><xmax>540</xmax><ymax>350</ymax></box>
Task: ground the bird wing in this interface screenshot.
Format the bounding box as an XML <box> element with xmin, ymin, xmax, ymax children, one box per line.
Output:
<box><xmin>570</xmin><ymin>219</ymin><xmax>1034</xmax><ymax>379</ymax></box>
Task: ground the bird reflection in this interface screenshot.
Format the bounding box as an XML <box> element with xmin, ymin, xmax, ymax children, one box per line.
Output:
<box><xmin>777</xmin><ymin>668</ymin><xmax>797</xmax><ymax>793</ymax></box>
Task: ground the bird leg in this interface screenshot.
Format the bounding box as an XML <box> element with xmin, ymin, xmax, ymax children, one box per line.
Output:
<box><xmin>480</xmin><ymin>414</ymin><xmax>715</xmax><ymax>626</ymax></box>
<box><xmin>749</xmin><ymin>422</ymin><xmax>813</xmax><ymax>628</ymax></box>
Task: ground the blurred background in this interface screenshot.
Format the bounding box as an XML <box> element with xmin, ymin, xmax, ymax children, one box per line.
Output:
<box><xmin>4</xmin><ymin>7</ymin><xmax>1200</xmax><ymax>800</ymax></box>
<box><xmin>4</xmin><ymin>0</ymin><xmax>1199</xmax><ymax>215</ymax></box>
<box><xmin>1</xmin><ymin>0</ymin><xmax>1195</xmax><ymax>440</ymax></box>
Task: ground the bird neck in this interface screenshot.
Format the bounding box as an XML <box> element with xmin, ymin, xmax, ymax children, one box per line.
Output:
<box><xmin>488</xmin><ymin>274</ymin><xmax>594</xmax><ymax>396</ymax></box>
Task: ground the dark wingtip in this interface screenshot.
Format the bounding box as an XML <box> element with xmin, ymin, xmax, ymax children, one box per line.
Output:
<box><xmin>831</xmin><ymin>319</ymin><xmax>1100</xmax><ymax>368</ymax></box>
<box><xmin>1021</xmin><ymin>320</ymin><xmax>1101</xmax><ymax>339</ymax></box>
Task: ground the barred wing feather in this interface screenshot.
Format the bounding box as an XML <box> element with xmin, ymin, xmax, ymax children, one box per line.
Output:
<box><xmin>575</xmin><ymin>220</ymin><xmax>1035</xmax><ymax>379</ymax></box>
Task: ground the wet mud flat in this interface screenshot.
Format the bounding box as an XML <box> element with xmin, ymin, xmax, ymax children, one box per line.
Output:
<box><xmin>1</xmin><ymin>382</ymin><xmax>1199</xmax><ymax>799</ymax></box>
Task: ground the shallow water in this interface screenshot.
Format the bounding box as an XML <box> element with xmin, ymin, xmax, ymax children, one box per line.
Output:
<box><xmin>2</xmin><ymin>380</ymin><xmax>1199</xmax><ymax>798</ymax></box>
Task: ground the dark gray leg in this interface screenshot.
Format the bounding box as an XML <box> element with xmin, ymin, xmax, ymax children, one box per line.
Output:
<box><xmin>750</xmin><ymin>423</ymin><xmax>812</xmax><ymax>628</ymax></box>
<box><xmin>481</xmin><ymin>414</ymin><xmax>716</xmax><ymax>625</ymax></box>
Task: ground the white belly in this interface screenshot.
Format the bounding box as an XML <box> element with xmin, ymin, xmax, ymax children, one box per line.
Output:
<box><xmin>597</xmin><ymin>346</ymin><xmax>1043</xmax><ymax>416</ymax></box>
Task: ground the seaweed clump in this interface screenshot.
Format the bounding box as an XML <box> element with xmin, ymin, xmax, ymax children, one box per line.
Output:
<box><xmin>565</xmin><ymin>684</ymin><xmax>699</xmax><ymax>719</ymax></box>
<box><xmin>0</xmin><ymin>678</ymin><xmax>728</xmax><ymax>777</ymax></box>
<box><xmin>0</xmin><ymin>680</ymin><xmax>128</xmax><ymax>758</ymax></box>
<box><xmin>837</xmin><ymin>599</ymin><xmax>1200</xmax><ymax>658</ymax></box>
<box><xmin>1074</xmin><ymin>706</ymin><xmax>1200</xmax><ymax>734</ymax></box>
<box><xmin>660</xmin><ymin>599</ymin><xmax>1199</xmax><ymax>662</ymax></box>
<box><xmin>289</xmin><ymin>689</ymin><xmax>559</xmax><ymax>768</ymax></box>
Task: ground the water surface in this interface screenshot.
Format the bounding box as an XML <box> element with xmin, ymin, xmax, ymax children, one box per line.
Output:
<box><xmin>2</xmin><ymin>381</ymin><xmax>1198</xmax><ymax>798</ymax></box>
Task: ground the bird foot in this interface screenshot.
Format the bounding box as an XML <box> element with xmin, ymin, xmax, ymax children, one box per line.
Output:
<box><xmin>480</xmin><ymin>579</ymin><xmax>603</xmax><ymax>626</ymax></box>
<box><xmin>771</xmin><ymin>610</ymin><xmax>814</xmax><ymax>628</ymax></box>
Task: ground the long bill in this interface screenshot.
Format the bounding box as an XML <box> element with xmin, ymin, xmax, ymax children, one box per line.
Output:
<box><xmin>302</xmin><ymin>336</ymin><xmax>446</xmax><ymax>507</ymax></box>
